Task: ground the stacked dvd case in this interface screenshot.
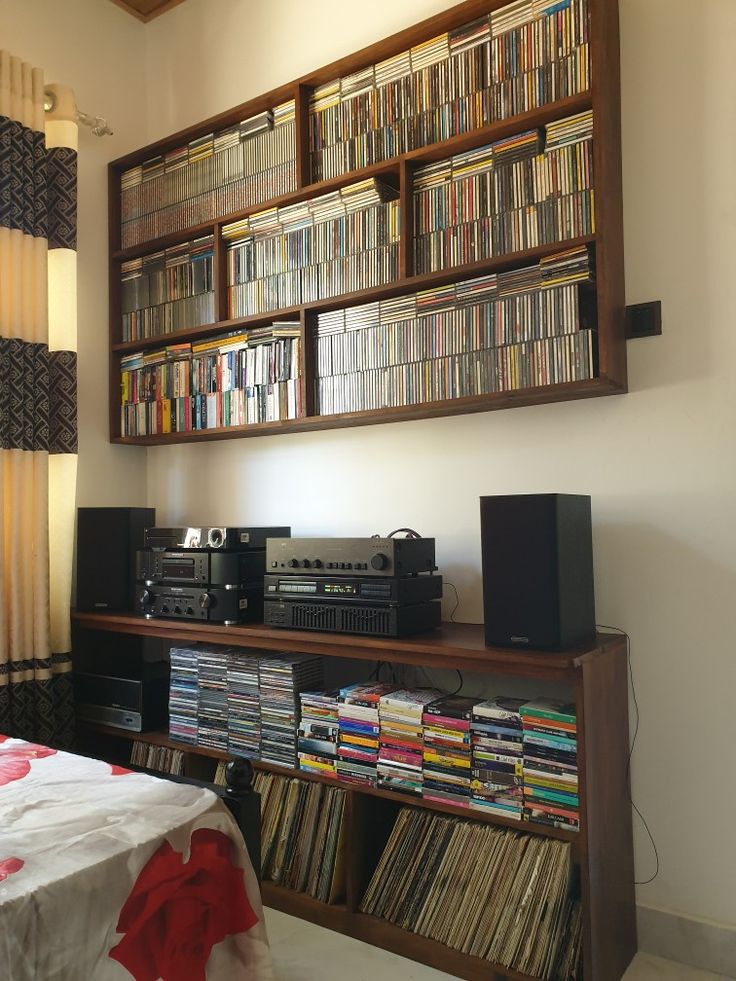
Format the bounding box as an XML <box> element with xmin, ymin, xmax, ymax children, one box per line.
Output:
<box><xmin>196</xmin><ymin>645</ymin><xmax>229</xmax><ymax>750</ymax></box>
<box><xmin>224</xmin><ymin>178</ymin><xmax>400</xmax><ymax>318</ymax></box>
<box><xmin>121</xmin><ymin>236</ymin><xmax>215</xmax><ymax>344</ymax></box>
<box><xmin>521</xmin><ymin>698</ymin><xmax>579</xmax><ymax>831</ymax></box>
<box><xmin>309</xmin><ymin>0</ymin><xmax>590</xmax><ymax>181</ymax></box>
<box><xmin>470</xmin><ymin>696</ymin><xmax>525</xmax><ymax>819</ymax></box>
<box><xmin>120</xmin><ymin>101</ymin><xmax>297</xmax><ymax>249</ymax></box>
<box><xmin>298</xmin><ymin>689</ymin><xmax>341</xmax><ymax>777</ymax></box>
<box><xmin>258</xmin><ymin>654</ymin><xmax>324</xmax><ymax>768</ymax></box>
<box><xmin>377</xmin><ymin>688</ymin><xmax>442</xmax><ymax>795</ymax></box>
<box><xmin>168</xmin><ymin>644</ymin><xmax>200</xmax><ymax>745</ymax></box>
<box><xmin>226</xmin><ymin>648</ymin><xmax>262</xmax><ymax>758</ymax></box>
<box><xmin>422</xmin><ymin>695</ymin><xmax>478</xmax><ymax>807</ymax></box>
<box><xmin>314</xmin><ymin>246</ymin><xmax>596</xmax><ymax>415</ymax></box>
<box><xmin>413</xmin><ymin>111</ymin><xmax>594</xmax><ymax>275</ymax></box>
<box><xmin>337</xmin><ymin>682</ymin><xmax>398</xmax><ymax>786</ymax></box>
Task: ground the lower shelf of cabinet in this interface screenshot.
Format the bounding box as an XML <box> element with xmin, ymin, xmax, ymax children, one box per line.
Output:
<box><xmin>111</xmin><ymin>376</ymin><xmax>625</xmax><ymax>446</ymax></box>
<box><xmin>261</xmin><ymin>881</ymin><xmax>534</xmax><ymax>981</ymax></box>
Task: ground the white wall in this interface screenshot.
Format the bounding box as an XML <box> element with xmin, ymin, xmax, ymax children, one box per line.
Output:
<box><xmin>140</xmin><ymin>0</ymin><xmax>736</xmax><ymax>928</ymax></box>
<box><xmin>0</xmin><ymin>0</ymin><xmax>149</xmax><ymax>508</ymax></box>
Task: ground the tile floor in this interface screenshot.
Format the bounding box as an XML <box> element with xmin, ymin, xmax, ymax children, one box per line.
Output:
<box><xmin>264</xmin><ymin>909</ymin><xmax>732</xmax><ymax>981</ymax></box>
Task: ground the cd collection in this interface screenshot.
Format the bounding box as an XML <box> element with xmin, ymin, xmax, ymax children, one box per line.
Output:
<box><xmin>413</xmin><ymin>110</ymin><xmax>594</xmax><ymax>273</ymax></box>
<box><xmin>223</xmin><ymin>178</ymin><xmax>400</xmax><ymax>317</ymax></box>
<box><xmin>166</xmin><ymin>644</ymin><xmax>580</xmax><ymax>832</ymax></box>
<box><xmin>120</xmin><ymin>101</ymin><xmax>297</xmax><ymax>249</ymax></box>
<box><xmin>314</xmin><ymin>246</ymin><xmax>595</xmax><ymax>415</ymax></box>
<box><xmin>120</xmin><ymin>322</ymin><xmax>302</xmax><ymax>436</ymax></box>
<box><xmin>121</xmin><ymin>236</ymin><xmax>215</xmax><ymax>345</ymax></box>
<box><xmin>360</xmin><ymin>808</ymin><xmax>582</xmax><ymax>977</ymax></box>
<box><xmin>254</xmin><ymin>771</ymin><xmax>346</xmax><ymax>904</ymax></box>
<box><xmin>309</xmin><ymin>0</ymin><xmax>589</xmax><ymax>181</ymax></box>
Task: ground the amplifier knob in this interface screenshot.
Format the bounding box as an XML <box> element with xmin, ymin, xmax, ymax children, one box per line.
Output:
<box><xmin>288</xmin><ymin>559</ymin><xmax>299</xmax><ymax>568</ymax></box>
<box><xmin>302</xmin><ymin>559</ymin><xmax>311</xmax><ymax>568</ymax></box>
<box><xmin>313</xmin><ymin>559</ymin><xmax>323</xmax><ymax>569</ymax></box>
<box><xmin>139</xmin><ymin>588</ymin><xmax>153</xmax><ymax>606</ymax></box>
<box><xmin>199</xmin><ymin>592</ymin><xmax>212</xmax><ymax>610</ymax></box>
<box><xmin>371</xmin><ymin>553</ymin><xmax>388</xmax><ymax>571</ymax></box>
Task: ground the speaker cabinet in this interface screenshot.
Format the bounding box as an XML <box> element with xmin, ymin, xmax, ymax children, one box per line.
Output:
<box><xmin>76</xmin><ymin>507</ymin><xmax>155</xmax><ymax>612</ymax></box>
<box><xmin>480</xmin><ymin>494</ymin><xmax>595</xmax><ymax>651</ymax></box>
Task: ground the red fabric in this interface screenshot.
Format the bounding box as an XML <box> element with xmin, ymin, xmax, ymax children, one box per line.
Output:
<box><xmin>109</xmin><ymin>828</ymin><xmax>258</xmax><ymax>981</ymax></box>
<box><xmin>110</xmin><ymin>764</ymin><xmax>133</xmax><ymax>776</ymax></box>
<box><xmin>0</xmin><ymin>735</ymin><xmax>8</xmax><ymax>743</ymax></box>
<box><xmin>0</xmin><ymin>857</ymin><xmax>23</xmax><ymax>881</ymax></box>
<box><xmin>0</xmin><ymin>744</ymin><xmax>56</xmax><ymax>787</ymax></box>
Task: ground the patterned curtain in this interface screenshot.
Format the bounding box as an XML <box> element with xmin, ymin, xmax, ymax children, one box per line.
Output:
<box><xmin>0</xmin><ymin>55</ymin><xmax>78</xmax><ymax>747</ymax></box>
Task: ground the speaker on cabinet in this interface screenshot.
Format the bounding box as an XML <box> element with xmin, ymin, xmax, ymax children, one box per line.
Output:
<box><xmin>76</xmin><ymin>507</ymin><xmax>155</xmax><ymax>612</ymax></box>
<box><xmin>480</xmin><ymin>494</ymin><xmax>595</xmax><ymax>651</ymax></box>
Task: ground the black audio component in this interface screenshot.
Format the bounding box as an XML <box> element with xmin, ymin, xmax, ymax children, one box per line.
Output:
<box><xmin>144</xmin><ymin>526</ymin><xmax>290</xmax><ymax>551</ymax></box>
<box><xmin>136</xmin><ymin>549</ymin><xmax>266</xmax><ymax>587</ymax></box>
<box><xmin>266</xmin><ymin>537</ymin><xmax>436</xmax><ymax>577</ymax></box>
<box><xmin>136</xmin><ymin>584</ymin><xmax>264</xmax><ymax>624</ymax></box>
<box><xmin>74</xmin><ymin>667</ymin><xmax>168</xmax><ymax>733</ymax></box>
<box><xmin>264</xmin><ymin>573</ymin><xmax>443</xmax><ymax>605</ymax></box>
<box><xmin>264</xmin><ymin>599</ymin><xmax>441</xmax><ymax>637</ymax></box>
<box><xmin>480</xmin><ymin>494</ymin><xmax>596</xmax><ymax>651</ymax></box>
<box><xmin>77</xmin><ymin>507</ymin><xmax>155</xmax><ymax>612</ymax></box>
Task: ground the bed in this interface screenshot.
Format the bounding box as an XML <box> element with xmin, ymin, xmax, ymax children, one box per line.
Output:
<box><xmin>0</xmin><ymin>733</ymin><xmax>274</xmax><ymax>981</ymax></box>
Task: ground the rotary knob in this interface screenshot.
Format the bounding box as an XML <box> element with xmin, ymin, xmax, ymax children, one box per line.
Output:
<box><xmin>288</xmin><ymin>559</ymin><xmax>299</xmax><ymax>568</ymax></box>
<box><xmin>139</xmin><ymin>588</ymin><xmax>153</xmax><ymax>606</ymax></box>
<box><xmin>302</xmin><ymin>559</ymin><xmax>311</xmax><ymax>568</ymax></box>
<box><xmin>198</xmin><ymin>592</ymin><xmax>213</xmax><ymax>610</ymax></box>
<box><xmin>371</xmin><ymin>553</ymin><xmax>388</xmax><ymax>571</ymax></box>
<box><xmin>313</xmin><ymin>559</ymin><xmax>323</xmax><ymax>569</ymax></box>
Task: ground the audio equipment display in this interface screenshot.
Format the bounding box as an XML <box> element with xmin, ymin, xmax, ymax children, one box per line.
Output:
<box><xmin>74</xmin><ymin>668</ymin><xmax>168</xmax><ymax>732</ymax></box>
<box><xmin>480</xmin><ymin>493</ymin><xmax>596</xmax><ymax>651</ymax></box>
<box><xmin>264</xmin><ymin>599</ymin><xmax>441</xmax><ymax>637</ymax></box>
<box><xmin>136</xmin><ymin>584</ymin><xmax>264</xmax><ymax>624</ymax></box>
<box><xmin>77</xmin><ymin>507</ymin><xmax>155</xmax><ymax>611</ymax></box>
<box><xmin>137</xmin><ymin>549</ymin><xmax>266</xmax><ymax>587</ymax></box>
<box><xmin>264</xmin><ymin>574</ymin><xmax>442</xmax><ymax>605</ymax></box>
<box><xmin>266</xmin><ymin>537</ymin><xmax>436</xmax><ymax>577</ymax></box>
<box><xmin>144</xmin><ymin>526</ymin><xmax>290</xmax><ymax>551</ymax></box>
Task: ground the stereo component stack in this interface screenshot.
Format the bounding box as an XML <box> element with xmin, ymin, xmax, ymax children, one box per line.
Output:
<box><xmin>264</xmin><ymin>536</ymin><xmax>442</xmax><ymax>637</ymax></box>
<box><xmin>136</xmin><ymin>526</ymin><xmax>290</xmax><ymax>624</ymax></box>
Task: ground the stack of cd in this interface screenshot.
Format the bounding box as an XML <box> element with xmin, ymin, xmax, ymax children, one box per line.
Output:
<box><xmin>197</xmin><ymin>645</ymin><xmax>229</xmax><ymax>750</ymax></box>
<box><xmin>168</xmin><ymin>644</ymin><xmax>200</xmax><ymax>744</ymax></box>
<box><xmin>521</xmin><ymin>698</ymin><xmax>579</xmax><ymax>831</ymax></box>
<box><xmin>421</xmin><ymin>695</ymin><xmax>477</xmax><ymax>807</ymax></box>
<box><xmin>377</xmin><ymin>688</ymin><xmax>442</xmax><ymax>795</ymax></box>
<box><xmin>337</xmin><ymin>682</ymin><xmax>398</xmax><ymax>786</ymax></box>
<box><xmin>226</xmin><ymin>648</ymin><xmax>262</xmax><ymax>758</ymax></box>
<box><xmin>258</xmin><ymin>654</ymin><xmax>324</xmax><ymax>768</ymax></box>
<box><xmin>470</xmin><ymin>696</ymin><xmax>525</xmax><ymax>819</ymax></box>
<box><xmin>298</xmin><ymin>689</ymin><xmax>341</xmax><ymax>777</ymax></box>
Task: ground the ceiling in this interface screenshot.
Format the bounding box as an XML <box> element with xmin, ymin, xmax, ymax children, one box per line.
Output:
<box><xmin>108</xmin><ymin>0</ymin><xmax>189</xmax><ymax>23</ymax></box>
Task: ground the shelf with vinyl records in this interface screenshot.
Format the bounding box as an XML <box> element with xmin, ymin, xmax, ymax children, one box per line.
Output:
<box><xmin>108</xmin><ymin>0</ymin><xmax>625</xmax><ymax>445</ymax></box>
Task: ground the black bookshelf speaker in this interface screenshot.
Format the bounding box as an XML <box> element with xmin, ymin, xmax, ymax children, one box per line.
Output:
<box><xmin>480</xmin><ymin>494</ymin><xmax>595</xmax><ymax>651</ymax></box>
<box><xmin>76</xmin><ymin>507</ymin><xmax>155</xmax><ymax>612</ymax></box>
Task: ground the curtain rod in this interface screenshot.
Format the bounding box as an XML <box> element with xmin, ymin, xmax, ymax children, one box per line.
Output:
<box><xmin>44</xmin><ymin>87</ymin><xmax>113</xmax><ymax>137</ymax></box>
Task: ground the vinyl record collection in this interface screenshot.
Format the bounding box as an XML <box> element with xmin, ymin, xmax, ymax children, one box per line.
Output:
<box><xmin>309</xmin><ymin>0</ymin><xmax>590</xmax><ymax>181</ymax></box>
<box><xmin>121</xmin><ymin>236</ymin><xmax>215</xmax><ymax>344</ymax></box>
<box><xmin>314</xmin><ymin>245</ymin><xmax>596</xmax><ymax>415</ymax></box>
<box><xmin>254</xmin><ymin>771</ymin><xmax>347</xmax><ymax>904</ymax></box>
<box><xmin>223</xmin><ymin>178</ymin><xmax>400</xmax><ymax>317</ymax></box>
<box><xmin>360</xmin><ymin>809</ymin><xmax>582</xmax><ymax>977</ymax></box>
<box><xmin>120</xmin><ymin>321</ymin><xmax>302</xmax><ymax>436</ymax></box>
<box><xmin>119</xmin><ymin>101</ymin><xmax>297</xmax><ymax>249</ymax></box>
<box><xmin>413</xmin><ymin>110</ymin><xmax>594</xmax><ymax>273</ymax></box>
<box><xmin>129</xmin><ymin>740</ymin><xmax>185</xmax><ymax>775</ymax></box>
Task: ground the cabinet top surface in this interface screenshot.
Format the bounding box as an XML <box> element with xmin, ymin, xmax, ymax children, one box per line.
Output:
<box><xmin>72</xmin><ymin>611</ymin><xmax>623</xmax><ymax>679</ymax></box>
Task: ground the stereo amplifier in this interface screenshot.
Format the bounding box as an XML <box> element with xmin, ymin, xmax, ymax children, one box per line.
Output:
<box><xmin>74</xmin><ymin>670</ymin><xmax>168</xmax><ymax>733</ymax></box>
<box><xmin>144</xmin><ymin>526</ymin><xmax>290</xmax><ymax>551</ymax></box>
<box><xmin>136</xmin><ymin>549</ymin><xmax>265</xmax><ymax>587</ymax></box>
<box><xmin>136</xmin><ymin>583</ymin><xmax>264</xmax><ymax>624</ymax></box>
<box><xmin>266</xmin><ymin>537</ymin><xmax>436</xmax><ymax>578</ymax></box>
<box><xmin>263</xmin><ymin>599</ymin><xmax>441</xmax><ymax>637</ymax></box>
<box><xmin>264</xmin><ymin>573</ymin><xmax>442</xmax><ymax>605</ymax></box>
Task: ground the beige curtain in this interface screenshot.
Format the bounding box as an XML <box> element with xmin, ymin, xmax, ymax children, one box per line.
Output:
<box><xmin>0</xmin><ymin>55</ymin><xmax>78</xmax><ymax>746</ymax></box>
